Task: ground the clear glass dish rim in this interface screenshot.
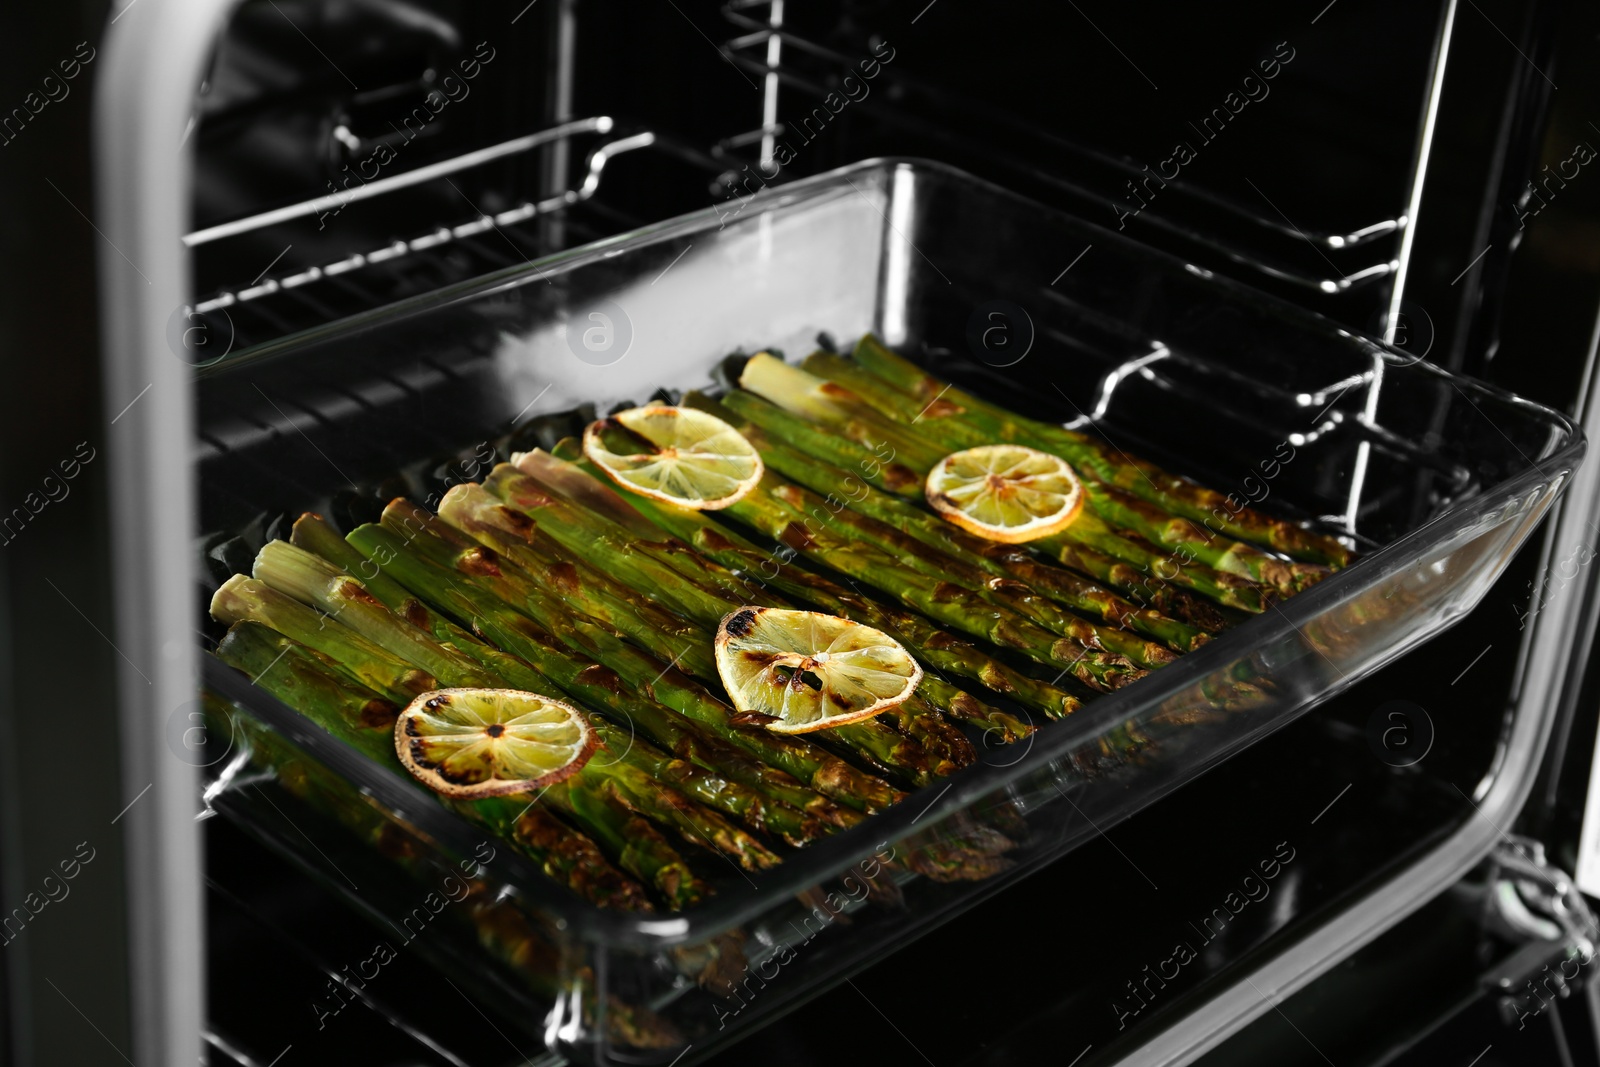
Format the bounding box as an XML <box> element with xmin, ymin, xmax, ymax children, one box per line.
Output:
<box><xmin>197</xmin><ymin>157</ymin><xmax>1588</xmax><ymax>948</ymax></box>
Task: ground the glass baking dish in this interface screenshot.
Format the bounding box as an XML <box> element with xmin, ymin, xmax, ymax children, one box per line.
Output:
<box><xmin>195</xmin><ymin>158</ymin><xmax>1583</xmax><ymax>1065</ymax></box>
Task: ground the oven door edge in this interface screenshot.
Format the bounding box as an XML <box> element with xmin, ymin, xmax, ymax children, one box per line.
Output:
<box><xmin>93</xmin><ymin>1</ymin><xmax>242</xmax><ymax>1063</ymax></box>
<box><xmin>1123</xmin><ymin>302</ymin><xmax>1600</xmax><ymax>1067</ymax></box>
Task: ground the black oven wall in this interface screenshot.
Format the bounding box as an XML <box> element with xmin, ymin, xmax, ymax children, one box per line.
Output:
<box><xmin>10</xmin><ymin>0</ymin><xmax>1587</xmax><ymax>1065</ymax></box>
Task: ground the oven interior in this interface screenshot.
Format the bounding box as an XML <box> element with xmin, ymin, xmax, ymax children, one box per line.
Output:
<box><xmin>187</xmin><ymin>1</ymin><xmax>1586</xmax><ymax>1065</ymax></box>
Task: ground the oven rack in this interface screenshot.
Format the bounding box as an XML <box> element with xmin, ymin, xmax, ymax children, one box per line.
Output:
<box><xmin>718</xmin><ymin>0</ymin><xmax>1427</xmax><ymax>297</ymax></box>
<box><xmin>182</xmin><ymin>117</ymin><xmax>722</xmax><ymax>353</ymax></box>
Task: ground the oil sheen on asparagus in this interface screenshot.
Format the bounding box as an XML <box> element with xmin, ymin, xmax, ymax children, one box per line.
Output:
<box><xmin>208</xmin><ymin>332</ymin><xmax>1346</xmax><ymax>926</ymax></box>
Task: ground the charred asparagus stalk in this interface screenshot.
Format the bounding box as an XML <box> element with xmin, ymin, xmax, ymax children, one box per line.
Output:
<box><xmin>1077</xmin><ymin>483</ymin><xmax>1319</xmax><ymax>595</ymax></box>
<box><xmin>1037</xmin><ymin>510</ymin><xmax>1271</xmax><ymax>614</ymax></box>
<box><xmin>1045</xmin><ymin>537</ymin><xmax>1232</xmax><ymax>632</ymax></box>
<box><xmin>526</xmin><ymin>445</ymin><xmax>1072</xmax><ymax>727</ymax></box>
<box><xmin>427</xmin><ymin>487</ymin><xmax>975</xmax><ymax>775</ymax></box>
<box><xmin>201</xmin><ymin>684</ymin><xmax>684</xmax><ymax>1047</ymax></box>
<box><xmin>499</xmin><ymin>459</ymin><xmax>1143</xmax><ymax>693</ymax></box>
<box><xmin>211</xmin><ymin>572</ymin><xmax>716</xmax><ymax>905</ymax></box>
<box><xmin>697</xmin><ymin>398</ymin><xmax>1208</xmax><ymax>651</ymax></box>
<box><xmin>728</xmin><ymin>360</ymin><xmax>1275</xmax><ymax>614</ymax></box>
<box><xmin>448</xmin><ymin>472</ymin><xmax>947</xmax><ymax>784</ymax></box>
<box><xmin>439</xmin><ymin>476</ymin><xmax>971</xmax><ymax>765</ymax></box>
<box><xmin>344</xmin><ymin>519</ymin><xmax>906</xmax><ymax>815</ymax></box>
<box><xmin>292</xmin><ymin>514</ymin><xmax>844</xmax><ymax>839</ymax></box>
<box><xmin>255</xmin><ymin>537</ymin><xmax>826</xmax><ymax>861</ymax></box>
<box><xmin>415</xmin><ymin>493</ymin><xmax>952</xmax><ymax>782</ymax></box>
<box><xmin>211</xmin><ymin>575</ymin><xmax>439</xmax><ymax>697</ymax></box>
<box><xmin>684</xmin><ymin>391</ymin><xmax>1188</xmax><ymax>665</ymax></box>
<box><xmin>718</xmin><ymin>383</ymin><xmax>926</xmax><ymax>497</ymax></box>
<box><xmin>849</xmin><ymin>333</ymin><xmax>1352</xmax><ymax>567</ymax></box>
<box><xmin>545</xmin><ymin>777</ymin><xmax>706</xmax><ymax>908</ymax></box>
<box><xmin>214</xmin><ymin>620</ymin><xmax>655</xmax><ymax>910</ymax></box>
<box><xmin>803</xmin><ymin>346</ymin><xmax>1330</xmax><ymax>594</ymax></box>
<box><xmin>525</xmin><ymin>442</ymin><xmax>1018</xmax><ymax>738</ymax></box>
<box><xmin>391</xmin><ymin>493</ymin><xmax>942</xmax><ymax>783</ymax></box>
<box><xmin>353</xmin><ymin>516</ymin><xmax>1019</xmax><ymax>884</ymax></box>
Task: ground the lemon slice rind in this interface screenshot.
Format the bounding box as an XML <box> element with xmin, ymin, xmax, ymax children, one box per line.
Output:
<box><xmin>582</xmin><ymin>405</ymin><xmax>763</xmax><ymax>511</ymax></box>
<box><xmin>396</xmin><ymin>687</ymin><xmax>596</xmax><ymax>798</ymax></box>
<box><xmin>713</xmin><ymin>607</ymin><xmax>923</xmax><ymax>734</ymax></box>
<box><xmin>925</xmin><ymin>444</ymin><xmax>1084</xmax><ymax>544</ymax></box>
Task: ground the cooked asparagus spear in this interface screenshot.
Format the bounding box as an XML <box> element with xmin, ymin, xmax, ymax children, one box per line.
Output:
<box><xmin>345</xmin><ymin>520</ymin><xmax>906</xmax><ymax>815</ymax></box>
<box><xmin>427</xmin><ymin>487</ymin><xmax>975</xmax><ymax>775</ymax></box>
<box><xmin>395</xmin><ymin>492</ymin><xmax>938</xmax><ymax>779</ymax></box>
<box><xmin>682</xmin><ymin>391</ymin><xmax>1184</xmax><ymax>667</ymax></box>
<box><xmin>215</xmin><ymin>622</ymin><xmax>401</xmax><ymax>757</ymax></box>
<box><xmin>255</xmin><ymin>538</ymin><xmax>824</xmax><ymax>864</ymax></box>
<box><xmin>295</xmin><ymin>512</ymin><xmax>861</xmax><ymax>835</ymax></box>
<box><xmin>211</xmin><ymin>575</ymin><xmax>439</xmax><ymax>697</ymax></box>
<box><xmin>832</xmin><ymin>337</ymin><xmax>1344</xmax><ymax>588</ymax></box>
<box><xmin>545</xmin><ymin>777</ymin><xmax>706</xmax><ymax>908</ymax></box>
<box><xmin>430</xmin><ymin>477</ymin><xmax>972</xmax><ymax>770</ymax></box>
<box><xmin>1046</xmin><ymin>537</ymin><xmax>1232</xmax><ymax>632</ymax></box>
<box><xmin>1037</xmin><ymin>510</ymin><xmax>1271</xmax><ymax>614</ymax></box>
<box><xmin>214</xmin><ymin>620</ymin><xmax>655</xmax><ymax>910</ymax></box>
<box><xmin>353</xmin><ymin>516</ymin><xmax>1021</xmax><ymax>883</ymax></box>
<box><xmin>713</xmin><ymin>382</ymin><xmax>1209</xmax><ymax>627</ymax></box>
<box><xmin>447</xmin><ymin>473</ymin><xmax>946</xmax><ymax>784</ymax></box>
<box><xmin>728</xmin><ymin>361</ymin><xmax>1274</xmax><ymax>613</ymax></box>
<box><xmin>201</xmin><ymin>685</ymin><xmax>684</xmax><ymax>1047</ymax></box>
<box><xmin>295</xmin><ymin>517</ymin><xmax>841</xmax><ymax>848</ymax></box>
<box><xmin>525</xmin><ymin>447</ymin><xmax>1074</xmax><ymax>727</ymax></box>
<box><xmin>409</xmin><ymin>494</ymin><xmax>950</xmax><ymax>783</ymax></box>
<box><xmin>850</xmin><ymin>333</ymin><xmax>1353</xmax><ymax>567</ymax></box>
<box><xmin>718</xmin><ymin>384</ymin><xmax>926</xmax><ymax>499</ymax></box>
<box><xmin>762</xmin><ymin>481</ymin><xmax>1170</xmax><ymax>668</ymax></box>
<box><xmin>696</xmin><ymin>397</ymin><xmax>1209</xmax><ymax>651</ymax></box>
<box><xmin>211</xmin><ymin>573</ymin><xmax>715</xmax><ymax>905</ymax></box>
<box><xmin>738</xmin><ymin>355</ymin><xmax>951</xmax><ymax>471</ymax></box>
<box><xmin>582</xmin><ymin>761</ymin><xmax>782</xmax><ymax>872</ymax></box>
<box><xmin>769</xmin><ymin>471</ymin><xmax>1176</xmax><ymax>669</ymax></box>
<box><xmin>1078</xmin><ymin>483</ymin><xmax>1318</xmax><ymax>596</ymax></box>
<box><xmin>527</xmin><ymin>442</ymin><xmax>1020</xmax><ymax>737</ymax></box>
<box><xmin>498</xmin><ymin>458</ymin><xmax>1142</xmax><ymax>693</ymax></box>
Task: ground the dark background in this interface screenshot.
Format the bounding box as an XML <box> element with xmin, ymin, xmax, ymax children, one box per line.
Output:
<box><xmin>5</xmin><ymin>0</ymin><xmax>1600</xmax><ymax>1065</ymax></box>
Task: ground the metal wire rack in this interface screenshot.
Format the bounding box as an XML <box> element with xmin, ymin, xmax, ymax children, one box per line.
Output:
<box><xmin>717</xmin><ymin>0</ymin><xmax>1435</xmax><ymax>296</ymax></box>
<box><xmin>182</xmin><ymin>117</ymin><xmax>721</xmax><ymax>352</ymax></box>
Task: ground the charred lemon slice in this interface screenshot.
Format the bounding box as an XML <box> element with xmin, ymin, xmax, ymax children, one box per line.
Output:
<box><xmin>714</xmin><ymin>607</ymin><xmax>923</xmax><ymax>733</ymax></box>
<box><xmin>925</xmin><ymin>444</ymin><xmax>1084</xmax><ymax>544</ymax></box>
<box><xmin>582</xmin><ymin>405</ymin><xmax>762</xmax><ymax>510</ymax></box>
<box><xmin>396</xmin><ymin>688</ymin><xmax>596</xmax><ymax>798</ymax></box>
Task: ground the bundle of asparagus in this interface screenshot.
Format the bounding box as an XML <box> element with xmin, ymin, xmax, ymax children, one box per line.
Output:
<box><xmin>731</xmin><ymin>340</ymin><xmax>1348</xmax><ymax>614</ymax></box>
<box><xmin>199</xmin><ymin>689</ymin><xmax>685</xmax><ymax>1048</ymax></box>
<box><xmin>207</xmin><ymin>332</ymin><xmax>1345</xmax><ymax>935</ymax></box>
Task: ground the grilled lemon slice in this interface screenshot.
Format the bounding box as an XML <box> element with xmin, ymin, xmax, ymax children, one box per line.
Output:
<box><xmin>582</xmin><ymin>405</ymin><xmax>762</xmax><ymax>510</ymax></box>
<box><xmin>396</xmin><ymin>688</ymin><xmax>596</xmax><ymax>798</ymax></box>
<box><xmin>925</xmin><ymin>444</ymin><xmax>1085</xmax><ymax>544</ymax></box>
<box><xmin>714</xmin><ymin>607</ymin><xmax>923</xmax><ymax>733</ymax></box>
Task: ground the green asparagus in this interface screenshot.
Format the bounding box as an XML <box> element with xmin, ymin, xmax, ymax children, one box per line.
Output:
<box><xmin>704</xmin><ymin>398</ymin><xmax>1208</xmax><ymax>651</ymax></box>
<box><xmin>730</xmin><ymin>358</ymin><xmax>1275</xmax><ymax>614</ymax></box>
<box><xmin>345</xmin><ymin>520</ymin><xmax>906</xmax><ymax>815</ymax></box>
<box><xmin>526</xmin><ymin>445</ymin><xmax>1073</xmax><ymax>728</ymax></box>
<box><xmin>811</xmin><ymin>344</ymin><xmax>1332</xmax><ymax>592</ymax></box>
<box><xmin>851</xmin><ymin>333</ymin><xmax>1352</xmax><ymax>567</ymax></box>
<box><xmin>679</xmin><ymin>392</ymin><xmax>1182</xmax><ymax>668</ymax></box>
<box><xmin>452</xmin><ymin>472</ymin><xmax>946</xmax><ymax>784</ymax></box>
<box><xmin>214</xmin><ymin>620</ymin><xmax>655</xmax><ymax>910</ymax></box>
<box><xmin>291</xmin><ymin>513</ymin><xmax>843</xmax><ymax>844</ymax></box>
<box><xmin>428</xmin><ymin>486</ymin><xmax>975</xmax><ymax>775</ymax></box>
<box><xmin>504</xmin><ymin>461</ymin><xmax>1143</xmax><ymax>693</ymax></box>
<box><xmin>211</xmin><ymin>572</ymin><xmax>714</xmax><ymax>905</ymax></box>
